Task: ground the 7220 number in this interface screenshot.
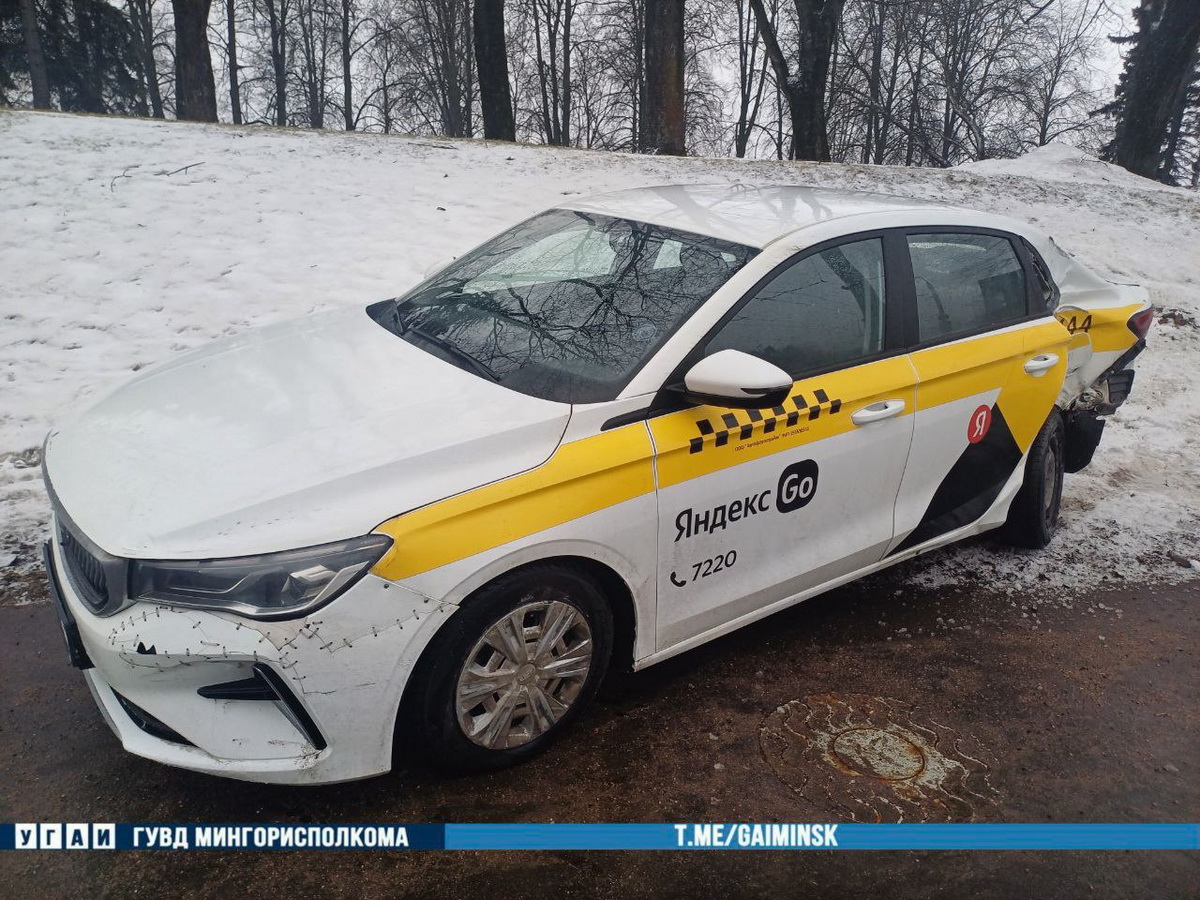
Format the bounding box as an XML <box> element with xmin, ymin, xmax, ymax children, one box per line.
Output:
<box><xmin>692</xmin><ymin>550</ymin><xmax>737</xmax><ymax>582</ymax></box>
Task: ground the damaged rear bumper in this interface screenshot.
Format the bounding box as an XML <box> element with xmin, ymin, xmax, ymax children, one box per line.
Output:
<box><xmin>1063</xmin><ymin>338</ymin><xmax>1145</xmax><ymax>473</ymax></box>
<box><xmin>45</xmin><ymin>531</ymin><xmax>454</xmax><ymax>784</ymax></box>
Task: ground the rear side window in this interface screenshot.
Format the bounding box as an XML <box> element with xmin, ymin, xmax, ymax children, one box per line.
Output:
<box><xmin>705</xmin><ymin>237</ymin><xmax>886</xmax><ymax>377</ymax></box>
<box><xmin>907</xmin><ymin>233</ymin><xmax>1027</xmax><ymax>342</ymax></box>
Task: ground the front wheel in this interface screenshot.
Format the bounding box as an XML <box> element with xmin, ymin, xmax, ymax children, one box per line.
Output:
<box><xmin>999</xmin><ymin>410</ymin><xmax>1065</xmax><ymax>549</ymax></box>
<box><xmin>399</xmin><ymin>565</ymin><xmax>612</xmax><ymax>772</ymax></box>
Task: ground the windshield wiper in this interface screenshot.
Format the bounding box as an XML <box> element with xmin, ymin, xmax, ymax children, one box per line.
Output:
<box><xmin>397</xmin><ymin>311</ymin><xmax>500</xmax><ymax>384</ymax></box>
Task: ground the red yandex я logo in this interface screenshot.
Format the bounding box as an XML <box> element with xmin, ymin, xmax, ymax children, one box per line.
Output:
<box><xmin>968</xmin><ymin>405</ymin><xmax>993</xmax><ymax>444</ymax></box>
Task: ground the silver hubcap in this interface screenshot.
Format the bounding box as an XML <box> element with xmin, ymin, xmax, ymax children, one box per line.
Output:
<box><xmin>455</xmin><ymin>597</ymin><xmax>593</xmax><ymax>750</ymax></box>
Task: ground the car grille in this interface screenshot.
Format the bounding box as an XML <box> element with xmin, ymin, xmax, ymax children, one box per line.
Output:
<box><xmin>59</xmin><ymin>523</ymin><xmax>110</xmax><ymax>611</ymax></box>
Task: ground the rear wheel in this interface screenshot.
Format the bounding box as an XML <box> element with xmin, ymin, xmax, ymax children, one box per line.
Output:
<box><xmin>999</xmin><ymin>411</ymin><xmax>1065</xmax><ymax>549</ymax></box>
<box><xmin>400</xmin><ymin>565</ymin><xmax>612</xmax><ymax>771</ymax></box>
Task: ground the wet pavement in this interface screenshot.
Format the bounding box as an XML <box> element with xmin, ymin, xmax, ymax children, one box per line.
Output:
<box><xmin>1</xmin><ymin>555</ymin><xmax>1196</xmax><ymax>898</ymax></box>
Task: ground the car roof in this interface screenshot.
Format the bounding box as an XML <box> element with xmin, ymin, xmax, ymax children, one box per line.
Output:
<box><xmin>563</xmin><ymin>184</ymin><xmax>990</xmax><ymax>249</ymax></box>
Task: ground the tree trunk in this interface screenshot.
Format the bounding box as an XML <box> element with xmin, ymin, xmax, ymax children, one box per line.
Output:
<box><xmin>1107</xmin><ymin>0</ymin><xmax>1200</xmax><ymax>180</ymax></box>
<box><xmin>266</xmin><ymin>0</ymin><xmax>288</xmax><ymax>125</ymax></box>
<box><xmin>641</xmin><ymin>0</ymin><xmax>685</xmax><ymax>155</ymax></box>
<box><xmin>341</xmin><ymin>0</ymin><xmax>353</xmax><ymax>129</ymax></box>
<box><xmin>561</xmin><ymin>0</ymin><xmax>572</xmax><ymax>146</ymax></box>
<box><xmin>905</xmin><ymin>36</ymin><xmax>925</xmax><ymax>166</ymax></box>
<box><xmin>172</xmin><ymin>0</ymin><xmax>218</xmax><ymax>121</ymax></box>
<box><xmin>631</xmin><ymin>0</ymin><xmax>643</xmax><ymax>150</ymax></box>
<box><xmin>791</xmin><ymin>0</ymin><xmax>842</xmax><ymax>160</ymax></box>
<box><xmin>532</xmin><ymin>1</ymin><xmax>554</xmax><ymax>142</ymax></box>
<box><xmin>474</xmin><ymin>0</ymin><xmax>515</xmax><ymax>140</ymax></box>
<box><xmin>863</xmin><ymin>0</ymin><xmax>885</xmax><ymax>163</ymax></box>
<box><xmin>19</xmin><ymin>0</ymin><xmax>52</xmax><ymax>108</ymax></box>
<box><xmin>532</xmin><ymin>0</ymin><xmax>569</xmax><ymax>144</ymax></box>
<box><xmin>227</xmin><ymin>0</ymin><xmax>242</xmax><ymax>124</ymax></box>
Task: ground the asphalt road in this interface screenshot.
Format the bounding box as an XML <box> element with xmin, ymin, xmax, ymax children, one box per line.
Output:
<box><xmin>1</xmin><ymin>552</ymin><xmax>1196</xmax><ymax>899</ymax></box>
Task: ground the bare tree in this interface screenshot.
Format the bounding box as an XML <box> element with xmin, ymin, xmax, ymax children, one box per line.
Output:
<box><xmin>749</xmin><ymin>0</ymin><xmax>844</xmax><ymax>160</ymax></box>
<box><xmin>681</xmin><ymin>0</ymin><xmax>725</xmax><ymax>154</ymax></box>
<box><xmin>1014</xmin><ymin>0</ymin><xmax>1105</xmax><ymax>149</ymax></box>
<box><xmin>295</xmin><ymin>0</ymin><xmax>332</xmax><ymax>127</ymax></box>
<box><xmin>583</xmin><ymin>0</ymin><xmax>643</xmax><ymax>150</ymax></box>
<box><xmin>357</xmin><ymin>0</ymin><xmax>406</xmax><ymax>131</ymax></box>
<box><xmin>529</xmin><ymin>0</ymin><xmax>574</xmax><ymax>144</ymax></box>
<box><xmin>405</xmin><ymin>0</ymin><xmax>474</xmax><ymax>137</ymax></box>
<box><xmin>731</xmin><ymin>0</ymin><xmax>775</xmax><ymax>157</ymax></box>
<box><xmin>255</xmin><ymin>0</ymin><xmax>290</xmax><ymax>125</ymax></box>
<box><xmin>1</xmin><ymin>0</ymin><xmax>1130</xmax><ymax>174</ymax></box>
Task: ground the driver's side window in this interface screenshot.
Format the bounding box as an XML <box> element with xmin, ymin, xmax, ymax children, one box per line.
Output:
<box><xmin>705</xmin><ymin>238</ymin><xmax>886</xmax><ymax>377</ymax></box>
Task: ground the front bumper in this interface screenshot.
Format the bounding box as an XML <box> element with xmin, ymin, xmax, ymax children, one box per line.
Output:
<box><xmin>45</xmin><ymin>530</ymin><xmax>455</xmax><ymax>784</ymax></box>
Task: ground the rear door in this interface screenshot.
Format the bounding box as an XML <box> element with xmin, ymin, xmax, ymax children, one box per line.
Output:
<box><xmin>649</xmin><ymin>233</ymin><xmax>918</xmax><ymax>649</ymax></box>
<box><xmin>890</xmin><ymin>229</ymin><xmax>1069</xmax><ymax>554</ymax></box>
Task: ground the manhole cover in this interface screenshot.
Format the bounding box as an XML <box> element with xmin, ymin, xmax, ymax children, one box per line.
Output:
<box><xmin>831</xmin><ymin>728</ymin><xmax>925</xmax><ymax>781</ymax></box>
<box><xmin>760</xmin><ymin>693</ymin><xmax>1000</xmax><ymax>822</ymax></box>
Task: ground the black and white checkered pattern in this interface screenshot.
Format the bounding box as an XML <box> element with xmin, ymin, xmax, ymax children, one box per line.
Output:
<box><xmin>689</xmin><ymin>388</ymin><xmax>843</xmax><ymax>454</ymax></box>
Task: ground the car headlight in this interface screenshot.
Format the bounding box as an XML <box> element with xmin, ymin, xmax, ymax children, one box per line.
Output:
<box><xmin>128</xmin><ymin>534</ymin><xmax>393</xmax><ymax>619</ymax></box>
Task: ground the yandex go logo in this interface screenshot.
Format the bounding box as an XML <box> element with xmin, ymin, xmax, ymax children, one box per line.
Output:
<box><xmin>776</xmin><ymin>460</ymin><xmax>819</xmax><ymax>513</ymax></box>
<box><xmin>673</xmin><ymin>458</ymin><xmax>822</xmax><ymax>542</ymax></box>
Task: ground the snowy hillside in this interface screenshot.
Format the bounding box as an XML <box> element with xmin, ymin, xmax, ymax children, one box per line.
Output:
<box><xmin>2</xmin><ymin>110</ymin><xmax>1198</xmax><ymax>600</ymax></box>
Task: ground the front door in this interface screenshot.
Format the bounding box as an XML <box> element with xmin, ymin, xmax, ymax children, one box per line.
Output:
<box><xmin>649</xmin><ymin>235</ymin><xmax>918</xmax><ymax>650</ymax></box>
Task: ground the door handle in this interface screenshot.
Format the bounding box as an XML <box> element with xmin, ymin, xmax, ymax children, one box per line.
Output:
<box><xmin>1023</xmin><ymin>353</ymin><xmax>1060</xmax><ymax>376</ymax></box>
<box><xmin>851</xmin><ymin>399</ymin><xmax>906</xmax><ymax>426</ymax></box>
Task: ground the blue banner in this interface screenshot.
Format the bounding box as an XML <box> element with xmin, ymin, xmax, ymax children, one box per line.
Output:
<box><xmin>446</xmin><ymin>824</ymin><xmax>1200</xmax><ymax>850</ymax></box>
<box><xmin>2</xmin><ymin>822</ymin><xmax>1197</xmax><ymax>851</ymax></box>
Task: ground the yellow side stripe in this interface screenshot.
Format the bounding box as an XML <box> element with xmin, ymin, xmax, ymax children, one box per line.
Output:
<box><xmin>372</xmin><ymin>425</ymin><xmax>655</xmax><ymax>580</ymax></box>
<box><xmin>373</xmin><ymin>316</ymin><xmax>1095</xmax><ymax>580</ymax></box>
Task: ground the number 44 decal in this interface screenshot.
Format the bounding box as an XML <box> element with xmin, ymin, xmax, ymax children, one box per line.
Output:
<box><xmin>670</xmin><ymin>550</ymin><xmax>738</xmax><ymax>587</ymax></box>
<box><xmin>1056</xmin><ymin>312</ymin><xmax>1092</xmax><ymax>334</ymax></box>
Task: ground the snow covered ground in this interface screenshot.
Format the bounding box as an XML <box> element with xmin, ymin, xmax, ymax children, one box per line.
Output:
<box><xmin>2</xmin><ymin>110</ymin><xmax>1198</xmax><ymax>605</ymax></box>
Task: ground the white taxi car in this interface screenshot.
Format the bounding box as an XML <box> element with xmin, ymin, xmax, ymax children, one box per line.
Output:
<box><xmin>42</xmin><ymin>185</ymin><xmax>1151</xmax><ymax>783</ymax></box>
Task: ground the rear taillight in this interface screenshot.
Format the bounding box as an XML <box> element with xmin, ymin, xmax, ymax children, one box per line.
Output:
<box><xmin>1128</xmin><ymin>308</ymin><xmax>1154</xmax><ymax>339</ymax></box>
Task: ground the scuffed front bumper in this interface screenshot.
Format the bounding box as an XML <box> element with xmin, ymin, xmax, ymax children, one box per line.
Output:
<box><xmin>45</xmin><ymin>528</ymin><xmax>455</xmax><ymax>784</ymax></box>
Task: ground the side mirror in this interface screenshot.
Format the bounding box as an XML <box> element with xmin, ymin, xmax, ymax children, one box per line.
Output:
<box><xmin>680</xmin><ymin>349</ymin><xmax>792</xmax><ymax>409</ymax></box>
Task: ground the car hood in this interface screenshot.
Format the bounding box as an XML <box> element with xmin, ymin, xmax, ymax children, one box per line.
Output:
<box><xmin>45</xmin><ymin>307</ymin><xmax>571</xmax><ymax>559</ymax></box>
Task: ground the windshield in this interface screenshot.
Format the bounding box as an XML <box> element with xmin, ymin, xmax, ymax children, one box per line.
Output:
<box><xmin>369</xmin><ymin>209</ymin><xmax>756</xmax><ymax>403</ymax></box>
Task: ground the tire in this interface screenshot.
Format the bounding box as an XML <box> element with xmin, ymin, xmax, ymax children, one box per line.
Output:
<box><xmin>398</xmin><ymin>564</ymin><xmax>613</xmax><ymax>772</ymax></box>
<box><xmin>999</xmin><ymin>410</ymin><xmax>1065</xmax><ymax>549</ymax></box>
